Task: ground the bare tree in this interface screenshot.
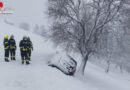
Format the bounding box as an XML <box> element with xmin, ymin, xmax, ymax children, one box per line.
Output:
<box><xmin>19</xmin><ymin>22</ymin><xmax>30</xmax><ymax>31</ymax></box>
<box><xmin>33</xmin><ymin>24</ymin><xmax>40</xmax><ymax>34</ymax></box>
<box><xmin>4</xmin><ymin>19</ymin><xmax>14</xmax><ymax>26</ymax></box>
<box><xmin>48</xmin><ymin>0</ymin><xmax>123</xmax><ymax>75</ymax></box>
<box><xmin>39</xmin><ymin>25</ymin><xmax>47</xmax><ymax>37</ymax></box>
<box><xmin>105</xmin><ymin>29</ymin><xmax>116</xmax><ymax>73</ymax></box>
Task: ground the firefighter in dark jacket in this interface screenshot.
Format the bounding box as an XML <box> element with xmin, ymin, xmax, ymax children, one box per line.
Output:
<box><xmin>3</xmin><ymin>35</ymin><xmax>9</xmax><ymax>62</ymax></box>
<box><xmin>27</xmin><ymin>37</ymin><xmax>33</xmax><ymax>61</ymax></box>
<box><xmin>19</xmin><ymin>36</ymin><xmax>30</xmax><ymax>64</ymax></box>
<box><xmin>9</xmin><ymin>35</ymin><xmax>16</xmax><ymax>60</ymax></box>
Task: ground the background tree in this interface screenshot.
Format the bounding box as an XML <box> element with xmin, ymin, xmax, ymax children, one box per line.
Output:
<box><xmin>19</xmin><ymin>22</ymin><xmax>30</xmax><ymax>31</ymax></box>
<box><xmin>33</xmin><ymin>24</ymin><xmax>40</xmax><ymax>34</ymax></box>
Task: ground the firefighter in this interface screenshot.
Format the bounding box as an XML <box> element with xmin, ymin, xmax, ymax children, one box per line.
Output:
<box><xmin>27</xmin><ymin>37</ymin><xmax>33</xmax><ymax>61</ymax></box>
<box><xmin>19</xmin><ymin>36</ymin><xmax>30</xmax><ymax>64</ymax></box>
<box><xmin>9</xmin><ymin>35</ymin><xmax>16</xmax><ymax>60</ymax></box>
<box><xmin>3</xmin><ymin>35</ymin><xmax>9</xmax><ymax>62</ymax></box>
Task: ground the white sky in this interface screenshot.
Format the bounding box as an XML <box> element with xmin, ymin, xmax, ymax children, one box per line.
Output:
<box><xmin>0</xmin><ymin>0</ymin><xmax>48</xmax><ymax>27</ymax></box>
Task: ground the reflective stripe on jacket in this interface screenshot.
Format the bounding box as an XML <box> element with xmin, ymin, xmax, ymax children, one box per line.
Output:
<box><xmin>3</xmin><ymin>39</ymin><xmax>9</xmax><ymax>50</ymax></box>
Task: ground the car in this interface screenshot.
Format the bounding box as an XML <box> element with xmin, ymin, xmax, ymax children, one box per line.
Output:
<box><xmin>48</xmin><ymin>52</ymin><xmax>77</xmax><ymax>76</ymax></box>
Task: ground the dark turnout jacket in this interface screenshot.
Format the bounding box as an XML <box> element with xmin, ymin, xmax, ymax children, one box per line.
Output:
<box><xmin>19</xmin><ymin>40</ymin><xmax>29</xmax><ymax>52</ymax></box>
<box><xmin>9</xmin><ymin>38</ymin><xmax>16</xmax><ymax>50</ymax></box>
<box><xmin>3</xmin><ymin>39</ymin><xmax>9</xmax><ymax>50</ymax></box>
<box><xmin>28</xmin><ymin>40</ymin><xmax>33</xmax><ymax>50</ymax></box>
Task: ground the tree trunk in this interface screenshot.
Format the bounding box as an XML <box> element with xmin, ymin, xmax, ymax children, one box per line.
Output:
<box><xmin>79</xmin><ymin>54</ymin><xmax>89</xmax><ymax>75</ymax></box>
<box><xmin>105</xmin><ymin>60</ymin><xmax>110</xmax><ymax>73</ymax></box>
<box><xmin>120</xmin><ymin>65</ymin><xmax>123</xmax><ymax>73</ymax></box>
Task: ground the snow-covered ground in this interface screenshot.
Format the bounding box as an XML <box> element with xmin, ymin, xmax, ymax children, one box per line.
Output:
<box><xmin>0</xmin><ymin>21</ymin><xmax>95</xmax><ymax>90</ymax></box>
<box><xmin>83</xmin><ymin>62</ymin><xmax>130</xmax><ymax>90</ymax></box>
<box><xmin>0</xmin><ymin>21</ymin><xmax>130</xmax><ymax>90</ymax></box>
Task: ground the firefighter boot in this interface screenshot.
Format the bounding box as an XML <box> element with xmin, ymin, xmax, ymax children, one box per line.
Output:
<box><xmin>26</xmin><ymin>60</ymin><xmax>30</xmax><ymax>65</ymax></box>
<box><xmin>22</xmin><ymin>60</ymin><xmax>24</xmax><ymax>64</ymax></box>
<box><xmin>11</xmin><ymin>56</ymin><xmax>13</xmax><ymax>60</ymax></box>
<box><xmin>5</xmin><ymin>57</ymin><xmax>9</xmax><ymax>62</ymax></box>
<box><xmin>13</xmin><ymin>56</ymin><xmax>16</xmax><ymax>60</ymax></box>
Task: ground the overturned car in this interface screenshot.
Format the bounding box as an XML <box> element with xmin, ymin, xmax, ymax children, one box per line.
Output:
<box><xmin>48</xmin><ymin>52</ymin><xmax>77</xmax><ymax>76</ymax></box>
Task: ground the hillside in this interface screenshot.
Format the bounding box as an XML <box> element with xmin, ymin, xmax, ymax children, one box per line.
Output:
<box><xmin>0</xmin><ymin>21</ymin><xmax>95</xmax><ymax>90</ymax></box>
<box><xmin>0</xmin><ymin>21</ymin><xmax>130</xmax><ymax>90</ymax></box>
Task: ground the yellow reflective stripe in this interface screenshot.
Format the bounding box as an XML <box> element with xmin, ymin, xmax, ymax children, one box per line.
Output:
<box><xmin>26</xmin><ymin>59</ymin><xmax>29</xmax><ymax>62</ymax></box>
<box><xmin>23</xmin><ymin>49</ymin><xmax>27</xmax><ymax>51</ymax></box>
<box><xmin>5</xmin><ymin>46</ymin><xmax>9</xmax><ymax>49</ymax></box>
<box><xmin>11</xmin><ymin>56</ymin><xmax>15</xmax><ymax>58</ymax></box>
<box><xmin>29</xmin><ymin>48</ymin><xmax>32</xmax><ymax>50</ymax></box>
<box><xmin>4</xmin><ymin>42</ymin><xmax>8</xmax><ymax>44</ymax></box>
<box><xmin>5</xmin><ymin>57</ymin><xmax>8</xmax><ymax>59</ymax></box>
<box><xmin>10</xmin><ymin>46</ymin><xmax>15</xmax><ymax>49</ymax></box>
<box><xmin>22</xmin><ymin>60</ymin><xmax>24</xmax><ymax>63</ymax></box>
<box><xmin>21</xmin><ymin>46</ymin><xmax>28</xmax><ymax>51</ymax></box>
